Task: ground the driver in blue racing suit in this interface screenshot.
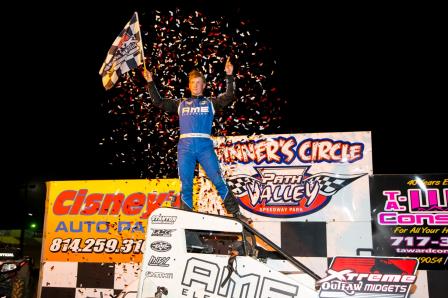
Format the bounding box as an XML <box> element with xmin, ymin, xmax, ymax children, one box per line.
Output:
<box><xmin>143</xmin><ymin>58</ymin><xmax>251</xmax><ymax>224</ymax></box>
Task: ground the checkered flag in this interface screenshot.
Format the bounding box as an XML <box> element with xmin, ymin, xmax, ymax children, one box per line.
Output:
<box><xmin>99</xmin><ymin>12</ymin><xmax>144</xmax><ymax>90</ymax></box>
<box><xmin>227</xmin><ymin>175</ymin><xmax>260</xmax><ymax>197</ymax></box>
<box><xmin>305</xmin><ymin>173</ymin><xmax>366</xmax><ymax>196</ymax></box>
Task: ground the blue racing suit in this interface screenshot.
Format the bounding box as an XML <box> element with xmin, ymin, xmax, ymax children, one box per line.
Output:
<box><xmin>147</xmin><ymin>76</ymin><xmax>235</xmax><ymax>209</ymax></box>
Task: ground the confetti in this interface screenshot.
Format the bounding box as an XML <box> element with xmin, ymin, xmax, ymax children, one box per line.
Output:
<box><xmin>100</xmin><ymin>8</ymin><xmax>287</xmax><ymax>178</ymax></box>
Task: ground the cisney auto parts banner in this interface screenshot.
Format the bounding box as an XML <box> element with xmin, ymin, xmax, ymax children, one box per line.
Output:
<box><xmin>370</xmin><ymin>174</ymin><xmax>448</xmax><ymax>270</ymax></box>
<box><xmin>197</xmin><ymin>132</ymin><xmax>372</xmax><ymax>222</ymax></box>
<box><xmin>42</xmin><ymin>179</ymin><xmax>180</xmax><ymax>263</ymax></box>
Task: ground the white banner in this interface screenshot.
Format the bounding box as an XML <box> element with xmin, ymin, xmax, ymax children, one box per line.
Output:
<box><xmin>198</xmin><ymin>131</ymin><xmax>372</xmax><ymax>222</ymax></box>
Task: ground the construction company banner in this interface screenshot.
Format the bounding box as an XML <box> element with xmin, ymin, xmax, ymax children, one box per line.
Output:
<box><xmin>370</xmin><ymin>174</ymin><xmax>448</xmax><ymax>270</ymax></box>
<box><xmin>198</xmin><ymin>132</ymin><xmax>372</xmax><ymax>221</ymax></box>
<box><xmin>42</xmin><ymin>179</ymin><xmax>180</xmax><ymax>263</ymax></box>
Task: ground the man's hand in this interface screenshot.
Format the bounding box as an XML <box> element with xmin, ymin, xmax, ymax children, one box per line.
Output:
<box><xmin>142</xmin><ymin>69</ymin><xmax>153</xmax><ymax>82</ymax></box>
<box><xmin>225</xmin><ymin>57</ymin><xmax>233</xmax><ymax>75</ymax></box>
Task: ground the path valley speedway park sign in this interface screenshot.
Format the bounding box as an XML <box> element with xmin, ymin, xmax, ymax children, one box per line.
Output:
<box><xmin>198</xmin><ymin>131</ymin><xmax>372</xmax><ymax>221</ymax></box>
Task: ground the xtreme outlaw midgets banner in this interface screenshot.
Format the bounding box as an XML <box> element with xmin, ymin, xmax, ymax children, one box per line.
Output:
<box><xmin>370</xmin><ymin>174</ymin><xmax>448</xmax><ymax>270</ymax></box>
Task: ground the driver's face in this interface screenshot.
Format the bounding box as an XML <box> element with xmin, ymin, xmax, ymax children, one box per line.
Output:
<box><xmin>189</xmin><ymin>77</ymin><xmax>206</xmax><ymax>96</ymax></box>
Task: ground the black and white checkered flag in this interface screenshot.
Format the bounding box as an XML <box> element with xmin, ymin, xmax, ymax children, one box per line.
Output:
<box><xmin>305</xmin><ymin>173</ymin><xmax>366</xmax><ymax>196</ymax></box>
<box><xmin>227</xmin><ymin>175</ymin><xmax>260</xmax><ymax>197</ymax></box>
<box><xmin>99</xmin><ymin>12</ymin><xmax>144</xmax><ymax>90</ymax></box>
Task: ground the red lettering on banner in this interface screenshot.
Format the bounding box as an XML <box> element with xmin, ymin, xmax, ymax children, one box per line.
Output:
<box><xmin>53</xmin><ymin>190</ymin><xmax>76</xmax><ymax>215</ymax></box>
<box><xmin>123</xmin><ymin>193</ymin><xmax>145</xmax><ymax>215</ymax></box>
<box><xmin>81</xmin><ymin>193</ymin><xmax>103</xmax><ymax>215</ymax></box>
<box><xmin>70</xmin><ymin>189</ymin><xmax>87</xmax><ymax>215</ymax></box>
<box><xmin>218</xmin><ymin>137</ymin><xmax>297</xmax><ymax>164</ymax></box>
<box><xmin>279</xmin><ymin>138</ymin><xmax>296</xmax><ymax>163</ymax></box>
<box><xmin>53</xmin><ymin>190</ymin><xmax>180</xmax><ymax>219</ymax></box>
<box><xmin>297</xmin><ymin>139</ymin><xmax>364</xmax><ymax>163</ymax></box>
<box><xmin>100</xmin><ymin>193</ymin><xmax>125</xmax><ymax>215</ymax></box>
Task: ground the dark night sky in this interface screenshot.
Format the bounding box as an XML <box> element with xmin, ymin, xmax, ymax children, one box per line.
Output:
<box><xmin>1</xmin><ymin>1</ymin><xmax>446</xmax><ymax>226</ymax></box>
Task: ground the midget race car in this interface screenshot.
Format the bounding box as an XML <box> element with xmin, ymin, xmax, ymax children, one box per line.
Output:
<box><xmin>0</xmin><ymin>247</ymin><xmax>32</xmax><ymax>298</ymax></box>
<box><xmin>117</xmin><ymin>208</ymin><xmax>321</xmax><ymax>298</ymax></box>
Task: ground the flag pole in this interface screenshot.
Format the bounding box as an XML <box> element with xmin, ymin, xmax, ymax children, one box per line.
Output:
<box><xmin>134</xmin><ymin>11</ymin><xmax>148</xmax><ymax>176</ymax></box>
<box><xmin>135</xmin><ymin>11</ymin><xmax>147</xmax><ymax>72</ymax></box>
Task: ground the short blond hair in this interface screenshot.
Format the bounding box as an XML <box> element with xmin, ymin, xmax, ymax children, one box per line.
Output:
<box><xmin>188</xmin><ymin>69</ymin><xmax>206</xmax><ymax>83</ymax></box>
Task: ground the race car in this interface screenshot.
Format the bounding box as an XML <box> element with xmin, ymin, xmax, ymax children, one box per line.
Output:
<box><xmin>0</xmin><ymin>247</ymin><xmax>33</xmax><ymax>298</ymax></box>
<box><xmin>118</xmin><ymin>207</ymin><xmax>321</xmax><ymax>298</ymax></box>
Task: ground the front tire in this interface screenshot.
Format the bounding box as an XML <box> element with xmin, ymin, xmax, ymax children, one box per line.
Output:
<box><xmin>11</xmin><ymin>278</ymin><xmax>25</xmax><ymax>298</ymax></box>
<box><xmin>11</xmin><ymin>264</ymin><xmax>30</xmax><ymax>298</ymax></box>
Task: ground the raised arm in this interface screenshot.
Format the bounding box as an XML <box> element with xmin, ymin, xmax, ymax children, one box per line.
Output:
<box><xmin>212</xmin><ymin>58</ymin><xmax>236</xmax><ymax>110</ymax></box>
<box><xmin>143</xmin><ymin>69</ymin><xmax>179</xmax><ymax>113</ymax></box>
